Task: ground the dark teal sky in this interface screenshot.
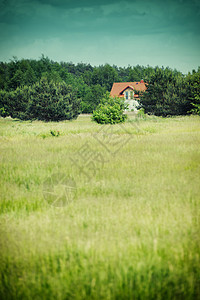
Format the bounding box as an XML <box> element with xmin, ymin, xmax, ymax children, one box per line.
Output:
<box><xmin>0</xmin><ymin>0</ymin><xmax>199</xmax><ymax>73</ymax></box>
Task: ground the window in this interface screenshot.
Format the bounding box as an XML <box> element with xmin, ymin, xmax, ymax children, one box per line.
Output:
<box><xmin>130</xmin><ymin>91</ymin><xmax>133</xmax><ymax>99</ymax></box>
<box><xmin>125</xmin><ymin>91</ymin><xmax>128</xmax><ymax>99</ymax></box>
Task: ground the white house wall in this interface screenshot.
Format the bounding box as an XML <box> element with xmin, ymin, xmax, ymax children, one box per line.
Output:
<box><xmin>122</xmin><ymin>88</ymin><xmax>139</xmax><ymax>111</ymax></box>
<box><xmin>124</xmin><ymin>99</ymin><xmax>139</xmax><ymax>111</ymax></box>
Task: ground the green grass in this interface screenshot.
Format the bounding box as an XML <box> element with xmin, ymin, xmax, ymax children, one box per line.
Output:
<box><xmin>0</xmin><ymin>114</ymin><xmax>200</xmax><ymax>299</ymax></box>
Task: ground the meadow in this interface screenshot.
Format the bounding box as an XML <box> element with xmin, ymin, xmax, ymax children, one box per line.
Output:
<box><xmin>0</xmin><ymin>114</ymin><xmax>200</xmax><ymax>299</ymax></box>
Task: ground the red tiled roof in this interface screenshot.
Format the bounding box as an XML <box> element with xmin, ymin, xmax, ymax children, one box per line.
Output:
<box><xmin>110</xmin><ymin>81</ymin><xmax>147</xmax><ymax>97</ymax></box>
<box><xmin>119</xmin><ymin>85</ymin><xmax>135</xmax><ymax>94</ymax></box>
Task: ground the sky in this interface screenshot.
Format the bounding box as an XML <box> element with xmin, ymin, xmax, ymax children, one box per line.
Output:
<box><xmin>0</xmin><ymin>0</ymin><xmax>200</xmax><ymax>73</ymax></box>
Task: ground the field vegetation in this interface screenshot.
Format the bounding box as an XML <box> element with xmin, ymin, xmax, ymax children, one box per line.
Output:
<box><xmin>0</xmin><ymin>114</ymin><xmax>200</xmax><ymax>299</ymax></box>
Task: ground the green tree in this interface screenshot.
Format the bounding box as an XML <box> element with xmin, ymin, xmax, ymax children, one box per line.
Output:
<box><xmin>128</xmin><ymin>65</ymin><xmax>142</xmax><ymax>81</ymax></box>
<box><xmin>23</xmin><ymin>66</ymin><xmax>37</xmax><ymax>86</ymax></box>
<box><xmin>92</xmin><ymin>64</ymin><xmax>119</xmax><ymax>90</ymax></box>
<box><xmin>0</xmin><ymin>86</ymin><xmax>29</xmax><ymax>118</ymax></box>
<box><xmin>26</xmin><ymin>78</ymin><xmax>80</xmax><ymax>121</ymax></box>
<box><xmin>186</xmin><ymin>67</ymin><xmax>200</xmax><ymax>115</ymax></box>
<box><xmin>0</xmin><ymin>90</ymin><xmax>11</xmax><ymax>117</ymax></box>
<box><xmin>81</xmin><ymin>84</ymin><xmax>106</xmax><ymax>113</ymax></box>
<box><xmin>139</xmin><ymin>67</ymin><xmax>191</xmax><ymax>116</ymax></box>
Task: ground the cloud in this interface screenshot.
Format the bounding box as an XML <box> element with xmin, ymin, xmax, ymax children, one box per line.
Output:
<box><xmin>36</xmin><ymin>0</ymin><xmax>126</xmax><ymax>9</ymax></box>
<box><xmin>0</xmin><ymin>0</ymin><xmax>199</xmax><ymax>72</ymax></box>
<box><xmin>1</xmin><ymin>0</ymin><xmax>199</xmax><ymax>36</ymax></box>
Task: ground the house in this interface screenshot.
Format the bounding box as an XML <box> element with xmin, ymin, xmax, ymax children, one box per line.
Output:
<box><xmin>110</xmin><ymin>80</ymin><xmax>147</xmax><ymax>111</ymax></box>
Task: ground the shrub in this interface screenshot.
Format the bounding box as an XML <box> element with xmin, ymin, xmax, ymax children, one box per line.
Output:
<box><xmin>0</xmin><ymin>107</ymin><xmax>7</xmax><ymax>117</ymax></box>
<box><xmin>190</xmin><ymin>103</ymin><xmax>200</xmax><ymax>115</ymax></box>
<box><xmin>92</xmin><ymin>92</ymin><xmax>127</xmax><ymax>124</ymax></box>
<box><xmin>137</xmin><ymin>108</ymin><xmax>145</xmax><ymax>117</ymax></box>
<box><xmin>50</xmin><ymin>130</ymin><xmax>60</xmax><ymax>137</ymax></box>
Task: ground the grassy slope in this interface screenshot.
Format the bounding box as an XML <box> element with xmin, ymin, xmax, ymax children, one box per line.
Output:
<box><xmin>0</xmin><ymin>115</ymin><xmax>200</xmax><ymax>300</ymax></box>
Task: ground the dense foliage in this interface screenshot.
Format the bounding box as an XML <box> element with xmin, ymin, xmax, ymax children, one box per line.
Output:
<box><xmin>0</xmin><ymin>86</ymin><xmax>29</xmax><ymax>119</ymax></box>
<box><xmin>92</xmin><ymin>92</ymin><xmax>127</xmax><ymax>124</ymax></box>
<box><xmin>0</xmin><ymin>79</ymin><xmax>80</xmax><ymax>121</ymax></box>
<box><xmin>186</xmin><ymin>67</ymin><xmax>200</xmax><ymax>115</ymax></box>
<box><xmin>0</xmin><ymin>56</ymin><xmax>199</xmax><ymax>118</ymax></box>
<box><xmin>0</xmin><ymin>56</ymin><xmax>159</xmax><ymax>117</ymax></box>
<box><xmin>26</xmin><ymin>79</ymin><xmax>80</xmax><ymax>121</ymax></box>
<box><xmin>139</xmin><ymin>67</ymin><xmax>192</xmax><ymax>116</ymax></box>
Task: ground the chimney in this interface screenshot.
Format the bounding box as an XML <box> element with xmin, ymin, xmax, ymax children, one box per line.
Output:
<box><xmin>140</xmin><ymin>79</ymin><xmax>144</xmax><ymax>83</ymax></box>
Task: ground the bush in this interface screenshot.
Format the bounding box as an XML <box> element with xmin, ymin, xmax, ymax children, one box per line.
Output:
<box><xmin>137</xmin><ymin>108</ymin><xmax>145</xmax><ymax>117</ymax></box>
<box><xmin>50</xmin><ymin>130</ymin><xmax>60</xmax><ymax>137</ymax></box>
<box><xmin>190</xmin><ymin>103</ymin><xmax>200</xmax><ymax>115</ymax></box>
<box><xmin>92</xmin><ymin>92</ymin><xmax>127</xmax><ymax>124</ymax></box>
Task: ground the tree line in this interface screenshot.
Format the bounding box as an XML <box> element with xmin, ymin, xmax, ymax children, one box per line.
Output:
<box><xmin>0</xmin><ymin>55</ymin><xmax>199</xmax><ymax>120</ymax></box>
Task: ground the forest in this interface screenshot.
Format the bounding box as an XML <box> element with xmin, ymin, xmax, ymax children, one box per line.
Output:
<box><xmin>0</xmin><ymin>55</ymin><xmax>199</xmax><ymax>118</ymax></box>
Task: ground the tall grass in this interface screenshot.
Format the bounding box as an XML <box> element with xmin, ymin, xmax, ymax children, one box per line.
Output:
<box><xmin>0</xmin><ymin>115</ymin><xmax>200</xmax><ymax>299</ymax></box>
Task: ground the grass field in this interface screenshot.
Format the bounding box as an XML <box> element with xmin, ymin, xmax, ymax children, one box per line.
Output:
<box><xmin>0</xmin><ymin>114</ymin><xmax>200</xmax><ymax>299</ymax></box>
